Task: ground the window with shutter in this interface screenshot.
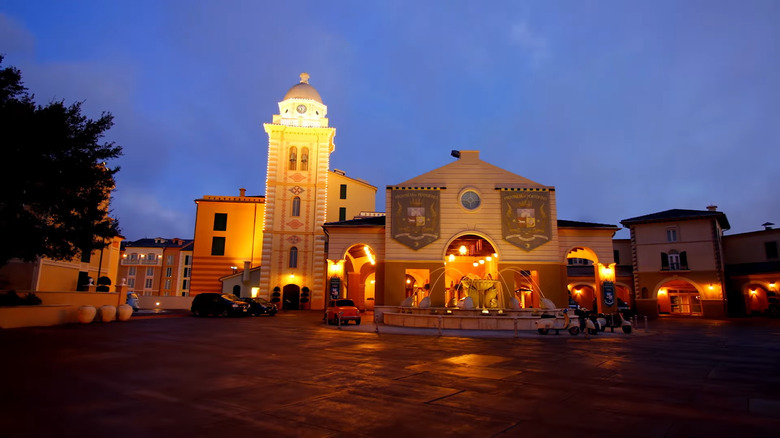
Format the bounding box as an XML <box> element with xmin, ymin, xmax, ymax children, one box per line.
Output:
<box><xmin>661</xmin><ymin>252</ymin><xmax>669</xmax><ymax>270</ymax></box>
<box><xmin>680</xmin><ymin>251</ymin><xmax>688</xmax><ymax>270</ymax></box>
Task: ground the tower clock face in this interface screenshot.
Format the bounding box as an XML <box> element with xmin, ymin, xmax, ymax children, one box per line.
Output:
<box><xmin>296</xmin><ymin>104</ymin><xmax>307</xmax><ymax>114</ymax></box>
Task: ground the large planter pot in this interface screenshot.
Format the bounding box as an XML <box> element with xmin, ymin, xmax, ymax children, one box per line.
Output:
<box><xmin>78</xmin><ymin>306</ymin><xmax>97</xmax><ymax>324</ymax></box>
<box><xmin>116</xmin><ymin>304</ymin><xmax>133</xmax><ymax>321</ymax></box>
<box><xmin>99</xmin><ymin>305</ymin><xmax>116</xmax><ymax>322</ymax></box>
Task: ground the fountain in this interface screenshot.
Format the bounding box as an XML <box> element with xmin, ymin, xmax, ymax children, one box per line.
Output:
<box><xmin>378</xmin><ymin>267</ymin><xmax>566</xmax><ymax>332</ymax></box>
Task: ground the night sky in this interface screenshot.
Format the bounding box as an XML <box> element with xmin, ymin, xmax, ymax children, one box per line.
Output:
<box><xmin>2</xmin><ymin>1</ymin><xmax>778</xmax><ymax>241</ymax></box>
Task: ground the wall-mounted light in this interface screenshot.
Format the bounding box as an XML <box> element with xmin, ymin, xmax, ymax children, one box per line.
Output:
<box><xmin>459</xmin><ymin>245</ymin><xmax>468</xmax><ymax>255</ymax></box>
<box><xmin>770</xmin><ymin>282</ymin><xmax>776</xmax><ymax>290</ymax></box>
<box><xmin>658</xmin><ymin>289</ymin><xmax>667</xmax><ymax>295</ymax></box>
<box><xmin>750</xmin><ymin>289</ymin><xmax>757</xmax><ymax>295</ymax></box>
<box><xmin>479</xmin><ymin>259</ymin><xmax>485</xmax><ymax>265</ymax></box>
<box><xmin>448</xmin><ymin>254</ymin><xmax>455</xmax><ymax>262</ymax></box>
<box><xmin>708</xmin><ymin>284</ymin><xmax>714</xmax><ymax>291</ymax></box>
<box><xmin>472</xmin><ymin>262</ymin><xmax>479</xmax><ymax>267</ymax></box>
<box><xmin>486</xmin><ymin>256</ymin><xmax>492</xmax><ymax>262</ymax></box>
<box><xmin>289</xmin><ymin>274</ymin><xmax>295</xmax><ymax>280</ymax></box>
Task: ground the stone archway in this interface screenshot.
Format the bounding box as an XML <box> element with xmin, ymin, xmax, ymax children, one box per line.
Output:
<box><xmin>342</xmin><ymin>244</ymin><xmax>377</xmax><ymax>310</ymax></box>
<box><xmin>657</xmin><ymin>279</ymin><xmax>701</xmax><ymax>316</ymax></box>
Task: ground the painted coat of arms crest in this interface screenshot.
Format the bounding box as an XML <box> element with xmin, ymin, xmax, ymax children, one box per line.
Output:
<box><xmin>501</xmin><ymin>190</ymin><xmax>552</xmax><ymax>251</ymax></box>
<box><xmin>391</xmin><ymin>189</ymin><xmax>440</xmax><ymax>250</ymax></box>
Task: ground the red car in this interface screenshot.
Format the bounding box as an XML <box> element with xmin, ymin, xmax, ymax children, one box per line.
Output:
<box><xmin>326</xmin><ymin>299</ymin><xmax>361</xmax><ymax>325</ymax></box>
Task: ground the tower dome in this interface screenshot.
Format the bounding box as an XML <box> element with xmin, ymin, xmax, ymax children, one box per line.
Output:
<box><xmin>283</xmin><ymin>72</ymin><xmax>322</xmax><ymax>103</ymax></box>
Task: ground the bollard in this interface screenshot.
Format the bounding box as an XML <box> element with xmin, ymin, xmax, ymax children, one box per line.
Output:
<box><xmin>337</xmin><ymin>311</ymin><xmax>343</xmax><ymax>329</ymax></box>
<box><xmin>438</xmin><ymin>316</ymin><xmax>443</xmax><ymax>336</ymax></box>
<box><xmin>375</xmin><ymin>312</ymin><xmax>380</xmax><ymax>334</ymax></box>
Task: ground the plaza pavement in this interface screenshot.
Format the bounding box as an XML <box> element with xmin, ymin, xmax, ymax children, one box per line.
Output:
<box><xmin>1</xmin><ymin>310</ymin><xmax>779</xmax><ymax>437</ymax></box>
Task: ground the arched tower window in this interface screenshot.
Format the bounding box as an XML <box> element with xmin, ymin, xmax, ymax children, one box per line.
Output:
<box><xmin>292</xmin><ymin>197</ymin><xmax>301</xmax><ymax>216</ymax></box>
<box><xmin>289</xmin><ymin>147</ymin><xmax>297</xmax><ymax>170</ymax></box>
<box><xmin>289</xmin><ymin>247</ymin><xmax>298</xmax><ymax>268</ymax></box>
<box><xmin>301</xmin><ymin>147</ymin><xmax>309</xmax><ymax>171</ymax></box>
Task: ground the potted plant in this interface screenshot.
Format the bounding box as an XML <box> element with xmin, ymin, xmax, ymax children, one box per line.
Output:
<box><xmin>300</xmin><ymin>286</ymin><xmax>310</xmax><ymax>310</ymax></box>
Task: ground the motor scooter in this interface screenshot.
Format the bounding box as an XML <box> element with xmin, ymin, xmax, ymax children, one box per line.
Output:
<box><xmin>535</xmin><ymin>309</ymin><xmax>580</xmax><ymax>335</ymax></box>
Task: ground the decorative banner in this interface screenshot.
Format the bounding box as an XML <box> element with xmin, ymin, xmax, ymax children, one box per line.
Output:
<box><xmin>391</xmin><ymin>189</ymin><xmax>440</xmax><ymax>250</ymax></box>
<box><xmin>501</xmin><ymin>190</ymin><xmax>552</xmax><ymax>251</ymax></box>
<box><xmin>602</xmin><ymin>281</ymin><xmax>615</xmax><ymax>307</ymax></box>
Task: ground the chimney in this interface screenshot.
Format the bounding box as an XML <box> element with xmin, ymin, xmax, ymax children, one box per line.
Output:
<box><xmin>762</xmin><ymin>222</ymin><xmax>774</xmax><ymax>230</ymax></box>
<box><xmin>239</xmin><ymin>188</ymin><xmax>246</xmax><ymax>197</ymax></box>
<box><xmin>242</xmin><ymin>261</ymin><xmax>251</xmax><ymax>283</ymax></box>
<box><xmin>706</xmin><ymin>205</ymin><xmax>717</xmax><ymax>212</ymax></box>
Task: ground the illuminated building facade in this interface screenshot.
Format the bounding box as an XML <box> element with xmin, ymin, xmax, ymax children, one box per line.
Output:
<box><xmin>119</xmin><ymin>238</ymin><xmax>193</xmax><ymax>297</ymax></box>
<box><xmin>190</xmin><ymin>74</ymin><xmax>376</xmax><ymax>309</ymax></box>
<box><xmin>325</xmin><ymin>150</ymin><xmax>628</xmax><ymax>315</ymax></box>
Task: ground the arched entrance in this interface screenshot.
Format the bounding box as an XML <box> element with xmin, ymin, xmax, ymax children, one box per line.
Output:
<box><xmin>441</xmin><ymin>234</ymin><xmax>499</xmax><ymax>308</ymax></box>
<box><xmin>282</xmin><ymin>284</ymin><xmax>300</xmax><ymax>310</ymax></box>
<box><xmin>342</xmin><ymin>244</ymin><xmax>377</xmax><ymax>310</ymax></box>
<box><xmin>745</xmin><ymin>284</ymin><xmax>769</xmax><ymax>315</ymax></box>
<box><xmin>657</xmin><ymin>280</ymin><xmax>701</xmax><ymax>316</ymax></box>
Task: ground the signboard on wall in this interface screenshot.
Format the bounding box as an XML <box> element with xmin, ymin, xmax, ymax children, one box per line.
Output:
<box><xmin>603</xmin><ymin>281</ymin><xmax>615</xmax><ymax>307</ymax></box>
<box><xmin>500</xmin><ymin>189</ymin><xmax>552</xmax><ymax>251</ymax></box>
<box><xmin>329</xmin><ymin>277</ymin><xmax>341</xmax><ymax>300</ymax></box>
<box><xmin>390</xmin><ymin>189</ymin><xmax>440</xmax><ymax>250</ymax></box>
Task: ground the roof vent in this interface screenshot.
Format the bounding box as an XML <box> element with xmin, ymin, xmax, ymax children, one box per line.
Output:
<box><xmin>706</xmin><ymin>205</ymin><xmax>717</xmax><ymax>212</ymax></box>
<box><xmin>762</xmin><ymin>222</ymin><xmax>774</xmax><ymax>230</ymax></box>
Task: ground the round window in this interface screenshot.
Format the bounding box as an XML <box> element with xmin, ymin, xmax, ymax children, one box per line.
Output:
<box><xmin>460</xmin><ymin>190</ymin><xmax>481</xmax><ymax>210</ymax></box>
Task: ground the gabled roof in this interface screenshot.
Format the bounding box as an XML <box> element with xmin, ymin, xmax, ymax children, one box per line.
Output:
<box><xmin>324</xmin><ymin>216</ymin><xmax>386</xmax><ymax>227</ymax></box>
<box><xmin>621</xmin><ymin>209</ymin><xmax>730</xmax><ymax>230</ymax></box>
<box><xmin>390</xmin><ymin>150</ymin><xmax>549</xmax><ymax>189</ymax></box>
<box><xmin>557</xmin><ymin>219</ymin><xmax>619</xmax><ymax>230</ymax></box>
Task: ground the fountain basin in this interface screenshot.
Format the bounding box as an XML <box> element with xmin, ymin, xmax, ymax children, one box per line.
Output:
<box><xmin>376</xmin><ymin>306</ymin><xmax>565</xmax><ymax>331</ymax></box>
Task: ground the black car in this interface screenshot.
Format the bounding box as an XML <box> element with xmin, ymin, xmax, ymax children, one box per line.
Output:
<box><xmin>191</xmin><ymin>293</ymin><xmax>250</xmax><ymax>317</ymax></box>
<box><xmin>240</xmin><ymin>297</ymin><xmax>278</xmax><ymax>316</ymax></box>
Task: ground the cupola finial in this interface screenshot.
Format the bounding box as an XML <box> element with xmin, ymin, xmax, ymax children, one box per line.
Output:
<box><xmin>300</xmin><ymin>72</ymin><xmax>310</xmax><ymax>84</ymax></box>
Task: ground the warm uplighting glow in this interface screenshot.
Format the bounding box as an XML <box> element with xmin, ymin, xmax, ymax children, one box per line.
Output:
<box><xmin>327</xmin><ymin>259</ymin><xmax>345</xmax><ymax>277</ymax></box>
<box><xmin>448</xmin><ymin>254</ymin><xmax>455</xmax><ymax>262</ymax></box>
<box><xmin>155</xmin><ymin>302</ymin><xmax>160</xmax><ymax>306</ymax></box>
<box><xmin>289</xmin><ymin>273</ymin><xmax>295</xmax><ymax>280</ymax></box>
<box><xmin>364</xmin><ymin>246</ymin><xmax>376</xmax><ymax>265</ymax></box>
<box><xmin>708</xmin><ymin>284</ymin><xmax>714</xmax><ymax>290</ymax></box>
<box><xmin>658</xmin><ymin>289</ymin><xmax>667</xmax><ymax>295</ymax></box>
<box><xmin>770</xmin><ymin>283</ymin><xmax>776</xmax><ymax>290</ymax></box>
<box><xmin>459</xmin><ymin>245</ymin><xmax>468</xmax><ymax>255</ymax></box>
<box><xmin>575</xmin><ymin>289</ymin><xmax>582</xmax><ymax>295</ymax></box>
<box><xmin>482</xmin><ymin>309</ymin><xmax>489</xmax><ymax>314</ymax></box>
<box><xmin>750</xmin><ymin>289</ymin><xmax>757</xmax><ymax>295</ymax></box>
<box><xmin>473</xmin><ymin>262</ymin><xmax>479</xmax><ymax>267</ymax></box>
<box><xmin>598</xmin><ymin>263</ymin><xmax>616</xmax><ymax>282</ymax></box>
<box><xmin>485</xmin><ymin>256</ymin><xmax>492</xmax><ymax>262</ymax></box>
<box><xmin>370</xmin><ymin>280</ymin><xmax>375</xmax><ymax>284</ymax></box>
<box><xmin>492</xmin><ymin>253</ymin><xmax>498</xmax><ymax>259</ymax></box>
<box><xmin>479</xmin><ymin>259</ymin><xmax>485</xmax><ymax>265</ymax></box>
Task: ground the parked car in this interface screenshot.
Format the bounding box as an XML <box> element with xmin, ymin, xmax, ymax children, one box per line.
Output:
<box><xmin>191</xmin><ymin>293</ymin><xmax>250</xmax><ymax>317</ymax></box>
<box><xmin>325</xmin><ymin>299</ymin><xmax>361</xmax><ymax>325</ymax></box>
<box><xmin>240</xmin><ymin>297</ymin><xmax>278</xmax><ymax>316</ymax></box>
<box><xmin>126</xmin><ymin>292</ymin><xmax>140</xmax><ymax>312</ymax></box>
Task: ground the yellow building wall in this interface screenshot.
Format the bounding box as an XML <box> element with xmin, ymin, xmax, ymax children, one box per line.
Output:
<box><xmin>191</xmin><ymin>194</ymin><xmax>264</xmax><ymax>294</ymax></box>
<box><xmin>633</xmin><ymin>220</ymin><xmax>720</xmax><ymax>272</ymax></box>
<box><xmin>383</xmin><ymin>151</ymin><xmax>560</xmax><ymax>264</ymax></box>
<box><xmin>327</xmin><ymin>171</ymin><xmax>378</xmax><ymax>222</ymax></box>
<box><xmin>558</xmin><ymin>228</ymin><xmax>617</xmax><ymax>264</ymax></box>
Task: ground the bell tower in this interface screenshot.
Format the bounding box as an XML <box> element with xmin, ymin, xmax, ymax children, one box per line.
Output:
<box><xmin>258</xmin><ymin>73</ymin><xmax>335</xmax><ymax>309</ymax></box>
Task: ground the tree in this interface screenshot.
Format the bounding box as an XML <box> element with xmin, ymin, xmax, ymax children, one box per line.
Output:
<box><xmin>0</xmin><ymin>56</ymin><xmax>122</xmax><ymax>265</ymax></box>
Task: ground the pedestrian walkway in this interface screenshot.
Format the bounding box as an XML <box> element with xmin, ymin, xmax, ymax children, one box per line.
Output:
<box><xmin>2</xmin><ymin>311</ymin><xmax>779</xmax><ymax>437</ymax></box>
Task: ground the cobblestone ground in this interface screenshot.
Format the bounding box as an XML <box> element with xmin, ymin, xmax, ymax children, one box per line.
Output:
<box><xmin>2</xmin><ymin>311</ymin><xmax>779</xmax><ymax>437</ymax></box>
